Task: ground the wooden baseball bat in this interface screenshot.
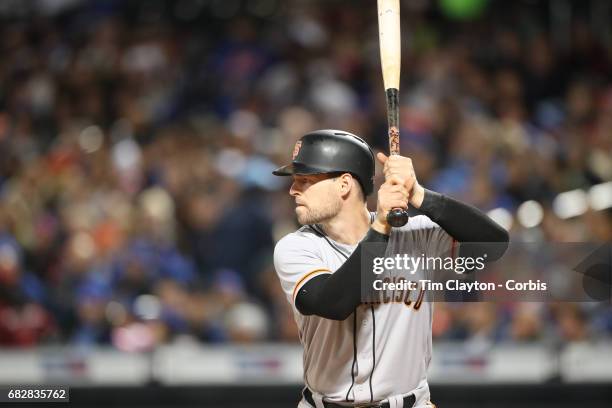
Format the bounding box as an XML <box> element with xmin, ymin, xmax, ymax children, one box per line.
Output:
<box><xmin>378</xmin><ymin>0</ymin><xmax>408</xmax><ymax>227</ymax></box>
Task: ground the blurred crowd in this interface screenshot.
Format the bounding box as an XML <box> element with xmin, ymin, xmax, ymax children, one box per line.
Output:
<box><xmin>0</xmin><ymin>0</ymin><xmax>611</xmax><ymax>349</ymax></box>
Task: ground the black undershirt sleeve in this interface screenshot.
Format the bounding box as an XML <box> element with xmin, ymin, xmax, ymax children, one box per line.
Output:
<box><xmin>417</xmin><ymin>188</ymin><xmax>509</xmax><ymax>261</ymax></box>
<box><xmin>295</xmin><ymin>228</ymin><xmax>388</xmax><ymax>320</ymax></box>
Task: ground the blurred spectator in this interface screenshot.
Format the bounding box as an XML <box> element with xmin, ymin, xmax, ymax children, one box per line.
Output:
<box><xmin>71</xmin><ymin>277</ymin><xmax>112</xmax><ymax>345</ymax></box>
<box><xmin>508</xmin><ymin>304</ymin><xmax>545</xmax><ymax>342</ymax></box>
<box><xmin>0</xmin><ymin>235</ymin><xmax>55</xmax><ymax>346</ymax></box>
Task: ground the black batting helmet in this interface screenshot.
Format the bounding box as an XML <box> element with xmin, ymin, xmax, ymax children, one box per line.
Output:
<box><xmin>272</xmin><ymin>129</ymin><xmax>375</xmax><ymax>196</ymax></box>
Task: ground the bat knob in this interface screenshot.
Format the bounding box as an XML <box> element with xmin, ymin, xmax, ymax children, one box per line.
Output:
<box><xmin>387</xmin><ymin>208</ymin><xmax>408</xmax><ymax>228</ymax></box>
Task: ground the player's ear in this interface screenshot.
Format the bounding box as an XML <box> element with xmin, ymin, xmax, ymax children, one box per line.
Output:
<box><xmin>337</xmin><ymin>173</ymin><xmax>353</xmax><ymax>197</ymax></box>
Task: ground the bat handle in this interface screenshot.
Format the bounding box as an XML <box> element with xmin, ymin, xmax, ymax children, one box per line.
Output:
<box><xmin>385</xmin><ymin>88</ymin><xmax>409</xmax><ymax>228</ymax></box>
<box><xmin>387</xmin><ymin>208</ymin><xmax>409</xmax><ymax>227</ymax></box>
<box><xmin>386</xmin><ymin>130</ymin><xmax>409</xmax><ymax>227</ymax></box>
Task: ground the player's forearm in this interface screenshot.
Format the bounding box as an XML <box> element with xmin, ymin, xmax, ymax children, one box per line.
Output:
<box><xmin>295</xmin><ymin>228</ymin><xmax>389</xmax><ymax>320</ymax></box>
<box><xmin>418</xmin><ymin>189</ymin><xmax>509</xmax><ymax>260</ymax></box>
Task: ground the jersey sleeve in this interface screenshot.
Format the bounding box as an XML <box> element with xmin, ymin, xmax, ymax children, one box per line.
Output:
<box><xmin>273</xmin><ymin>233</ymin><xmax>332</xmax><ymax>306</ymax></box>
<box><xmin>406</xmin><ymin>215</ymin><xmax>457</xmax><ymax>259</ymax></box>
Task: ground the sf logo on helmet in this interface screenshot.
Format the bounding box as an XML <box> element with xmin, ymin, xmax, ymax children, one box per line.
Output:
<box><xmin>292</xmin><ymin>141</ymin><xmax>302</xmax><ymax>160</ymax></box>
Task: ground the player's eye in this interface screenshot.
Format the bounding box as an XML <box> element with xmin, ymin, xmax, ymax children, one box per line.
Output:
<box><xmin>293</xmin><ymin>176</ymin><xmax>308</xmax><ymax>185</ymax></box>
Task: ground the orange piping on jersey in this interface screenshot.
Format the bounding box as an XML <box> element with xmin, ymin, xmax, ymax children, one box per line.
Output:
<box><xmin>292</xmin><ymin>268</ymin><xmax>332</xmax><ymax>301</ymax></box>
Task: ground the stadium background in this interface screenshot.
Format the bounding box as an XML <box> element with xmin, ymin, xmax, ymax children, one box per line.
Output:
<box><xmin>0</xmin><ymin>0</ymin><xmax>611</xmax><ymax>406</ymax></box>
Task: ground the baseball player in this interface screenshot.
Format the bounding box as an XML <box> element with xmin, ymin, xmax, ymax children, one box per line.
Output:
<box><xmin>273</xmin><ymin>130</ymin><xmax>508</xmax><ymax>408</ymax></box>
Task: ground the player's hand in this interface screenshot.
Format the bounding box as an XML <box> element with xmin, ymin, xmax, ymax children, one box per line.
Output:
<box><xmin>376</xmin><ymin>152</ymin><xmax>425</xmax><ymax>208</ymax></box>
<box><xmin>372</xmin><ymin>177</ymin><xmax>410</xmax><ymax>234</ymax></box>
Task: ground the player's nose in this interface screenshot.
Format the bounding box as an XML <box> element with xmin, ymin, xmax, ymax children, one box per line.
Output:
<box><xmin>289</xmin><ymin>182</ymin><xmax>301</xmax><ymax>196</ymax></box>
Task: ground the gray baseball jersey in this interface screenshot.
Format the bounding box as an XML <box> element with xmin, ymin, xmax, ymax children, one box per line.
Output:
<box><xmin>274</xmin><ymin>215</ymin><xmax>454</xmax><ymax>407</ymax></box>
